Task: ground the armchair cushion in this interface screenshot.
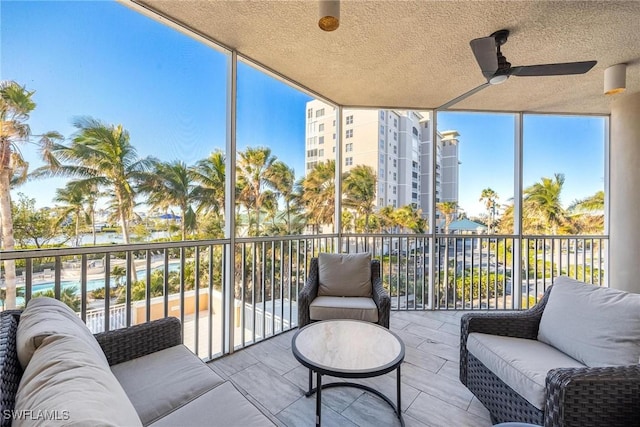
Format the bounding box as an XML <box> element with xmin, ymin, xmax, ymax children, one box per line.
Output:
<box><xmin>537</xmin><ymin>276</ymin><xmax>640</xmax><ymax>367</ymax></box>
<box><xmin>317</xmin><ymin>252</ymin><xmax>372</xmax><ymax>297</ymax></box>
<box><xmin>468</xmin><ymin>332</ymin><xmax>585</xmax><ymax>410</ymax></box>
<box><xmin>309</xmin><ymin>296</ymin><xmax>378</xmax><ymax>323</ymax></box>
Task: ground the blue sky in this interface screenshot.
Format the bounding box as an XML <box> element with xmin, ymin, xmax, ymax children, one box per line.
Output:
<box><xmin>2</xmin><ymin>1</ymin><xmax>605</xmax><ymax>217</ymax></box>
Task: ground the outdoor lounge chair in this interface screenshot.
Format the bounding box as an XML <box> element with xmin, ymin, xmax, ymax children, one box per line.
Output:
<box><xmin>297</xmin><ymin>253</ymin><xmax>391</xmax><ymax>328</ymax></box>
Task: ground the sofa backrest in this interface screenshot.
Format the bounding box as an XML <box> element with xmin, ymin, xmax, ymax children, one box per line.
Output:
<box><xmin>537</xmin><ymin>276</ymin><xmax>640</xmax><ymax>367</ymax></box>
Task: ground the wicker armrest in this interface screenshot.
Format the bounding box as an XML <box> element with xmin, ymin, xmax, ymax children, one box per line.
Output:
<box><xmin>545</xmin><ymin>364</ymin><xmax>640</xmax><ymax>427</ymax></box>
<box><xmin>371</xmin><ymin>260</ymin><xmax>390</xmax><ymax>328</ymax></box>
<box><xmin>94</xmin><ymin>317</ymin><xmax>182</xmax><ymax>366</ymax></box>
<box><xmin>297</xmin><ymin>258</ymin><xmax>319</xmax><ymax>328</ymax></box>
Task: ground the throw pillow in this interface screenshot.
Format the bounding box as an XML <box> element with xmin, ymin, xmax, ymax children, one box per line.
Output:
<box><xmin>317</xmin><ymin>252</ymin><xmax>372</xmax><ymax>297</ymax></box>
<box><xmin>538</xmin><ymin>276</ymin><xmax>640</xmax><ymax>367</ymax></box>
<box><xmin>16</xmin><ymin>297</ymin><xmax>108</xmax><ymax>369</ymax></box>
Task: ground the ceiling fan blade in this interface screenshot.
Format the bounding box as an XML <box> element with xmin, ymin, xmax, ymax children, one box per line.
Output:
<box><xmin>437</xmin><ymin>82</ymin><xmax>491</xmax><ymax>111</ymax></box>
<box><xmin>510</xmin><ymin>60</ymin><xmax>597</xmax><ymax>77</ymax></box>
<box><xmin>470</xmin><ymin>36</ymin><xmax>498</xmax><ymax>79</ymax></box>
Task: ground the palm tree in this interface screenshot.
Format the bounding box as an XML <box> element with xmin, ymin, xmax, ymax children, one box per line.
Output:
<box><xmin>236</xmin><ymin>147</ymin><xmax>277</xmax><ymax>236</ymax></box>
<box><xmin>343</xmin><ymin>165</ymin><xmax>377</xmax><ymax>233</ymax></box>
<box><xmin>34</xmin><ymin>117</ymin><xmax>154</xmax><ymax>245</ymax></box>
<box><xmin>53</xmin><ymin>181</ymin><xmax>92</xmax><ymax>246</ymax></box>
<box><xmin>191</xmin><ymin>150</ymin><xmax>226</xmax><ymax>229</ymax></box>
<box><xmin>568</xmin><ymin>190</ymin><xmax>605</xmax><ymax>234</ymax></box>
<box><xmin>300</xmin><ymin>160</ymin><xmax>335</xmax><ymax>234</ymax></box>
<box><xmin>269</xmin><ymin>161</ymin><xmax>296</xmax><ymax>234</ymax></box>
<box><xmin>479</xmin><ymin>188</ymin><xmax>499</xmax><ymax>233</ymax></box>
<box><xmin>436</xmin><ymin>201</ymin><xmax>458</xmax><ymax>233</ymax></box>
<box><xmin>139</xmin><ymin>160</ymin><xmax>197</xmax><ymax>240</ymax></box>
<box><xmin>1</xmin><ymin>81</ymin><xmax>62</xmax><ymax>309</ymax></box>
<box><xmin>524</xmin><ymin>173</ymin><xmax>567</xmax><ymax>234</ymax></box>
<box><xmin>393</xmin><ymin>205</ymin><xmax>427</xmax><ymax>233</ymax></box>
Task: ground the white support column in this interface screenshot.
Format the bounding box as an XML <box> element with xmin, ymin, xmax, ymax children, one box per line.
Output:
<box><xmin>609</xmin><ymin>91</ymin><xmax>640</xmax><ymax>293</ymax></box>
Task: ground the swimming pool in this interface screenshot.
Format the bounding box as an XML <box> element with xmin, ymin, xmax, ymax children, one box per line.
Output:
<box><xmin>20</xmin><ymin>262</ymin><xmax>181</xmax><ymax>297</ymax></box>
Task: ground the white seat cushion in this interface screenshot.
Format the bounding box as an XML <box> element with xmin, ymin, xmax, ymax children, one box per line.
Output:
<box><xmin>309</xmin><ymin>296</ymin><xmax>378</xmax><ymax>323</ymax></box>
<box><xmin>111</xmin><ymin>345</ymin><xmax>225</xmax><ymax>425</ymax></box>
<box><xmin>318</xmin><ymin>252</ymin><xmax>372</xmax><ymax>297</ymax></box>
<box><xmin>149</xmin><ymin>382</ymin><xmax>272</xmax><ymax>427</ymax></box>
<box><xmin>538</xmin><ymin>276</ymin><xmax>640</xmax><ymax>367</ymax></box>
<box><xmin>467</xmin><ymin>332</ymin><xmax>586</xmax><ymax>410</ymax></box>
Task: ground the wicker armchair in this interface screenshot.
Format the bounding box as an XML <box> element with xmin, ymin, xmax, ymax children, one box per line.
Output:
<box><xmin>460</xmin><ymin>286</ymin><xmax>640</xmax><ymax>426</ymax></box>
<box><xmin>298</xmin><ymin>257</ymin><xmax>390</xmax><ymax>328</ymax></box>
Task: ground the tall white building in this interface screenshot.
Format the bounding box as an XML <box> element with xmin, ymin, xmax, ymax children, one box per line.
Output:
<box><xmin>305</xmin><ymin>100</ymin><xmax>460</xmax><ymax>224</ymax></box>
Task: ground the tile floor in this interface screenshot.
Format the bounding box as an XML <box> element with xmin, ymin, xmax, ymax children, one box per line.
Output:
<box><xmin>207</xmin><ymin>310</ymin><xmax>493</xmax><ymax>427</ymax></box>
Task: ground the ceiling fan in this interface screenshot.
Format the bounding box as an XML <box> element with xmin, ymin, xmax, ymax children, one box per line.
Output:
<box><xmin>437</xmin><ymin>29</ymin><xmax>597</xmax><ymax>110</ymax></box>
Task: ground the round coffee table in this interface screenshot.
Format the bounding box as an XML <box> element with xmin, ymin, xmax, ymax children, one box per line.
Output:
<box><xmin>291</xmin><ymin>319</ymin><xmax>405</xmax><ymax>426</ymax></box>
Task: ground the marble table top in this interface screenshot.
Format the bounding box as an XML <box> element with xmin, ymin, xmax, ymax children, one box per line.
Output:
<box><xmin>292</xmin><ymin>320</ymin><xmax>404</xmax><ymax>375</ymax></box>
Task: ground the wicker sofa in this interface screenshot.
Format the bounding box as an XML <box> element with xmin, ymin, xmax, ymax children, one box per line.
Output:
<box><xmin>460</xmin><ymin>277</ymin><xmax>640</xmax><ymax>426</ymax></box>
<box><xmin>0</xmin><ymin>297</ymin><xmax>272</xmax><ymax>426</ymax></box>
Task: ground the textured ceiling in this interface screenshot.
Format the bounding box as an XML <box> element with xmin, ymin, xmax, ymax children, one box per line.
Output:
<box><xmin>126</xmin><ymin>0</ymin><xmax>640</xmax><ymax>114</ymax></box>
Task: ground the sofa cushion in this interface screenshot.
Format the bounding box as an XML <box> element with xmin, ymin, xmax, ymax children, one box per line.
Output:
<box><xmin>309</xmin><ymin>296</ymin><xmax>378</xmax><ymax>323</ymax></box>
<box><xmin>467</xmin><ymin>332</ymin><xmax>586</xmax><ymax>410</ymax></box>
<box><xmin>16</xmin><ymin>296</ymin><xmax>108</xmax><ymax>369</ymax></box>
<box><xmin>111</xmin><ymin>344</ymin><xmax>225</xmax><ymax>425</ymax></box>
<box><xmin>538</xmin><ymin>276</ymin><xmax>640</xmax><ymax>367</ymax></box>
<box><xmin>148</xmin><ymin>382</ymin><xmax>272</xmax><ymax>427</ymax></box>
<box><xmin>318</xmin><ymin>252</ymin><xmax>372</xmax><ymax>297</ymax></box>
<box><xmin>14</xmin><ymin>333</ymin><xmax>142</xmax><ymax>426</ymax></box>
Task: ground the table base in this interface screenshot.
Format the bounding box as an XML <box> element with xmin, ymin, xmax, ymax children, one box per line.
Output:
<box><xmin>305</xmin><ymin>369</ymin><xmax>404</xmax><ymax>427</ymax></box>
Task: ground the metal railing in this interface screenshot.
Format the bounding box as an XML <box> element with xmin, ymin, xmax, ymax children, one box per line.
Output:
<box><xmin>0</xmin><ymin>233</ymin><xmax>607</xmax><ymax>361</ymax></box>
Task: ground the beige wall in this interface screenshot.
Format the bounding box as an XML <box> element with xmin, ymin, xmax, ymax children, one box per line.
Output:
<box><xmin>609</xmin><ymin>91</ymin><xmax>640</xmax><ymax>293</ymax></box>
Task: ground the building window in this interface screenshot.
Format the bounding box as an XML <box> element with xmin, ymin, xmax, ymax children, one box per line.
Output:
<box><xmin>412</xmin><ymin>182</ymin><xmax>418</xmax><ymax>189</ymax></box>
<box><xmin>380</xmin><ymin>140</ymin><xmax>384</xmax><ymax>148</ymax></box>
<box><xmin>413</xmin><ymin>127</ymin><xmax>419</xmax><ymax>136</ymax></box>
<box><xmin>346</xmin><ymin>115</ymin><xmax>353</xmax><ymax>125</ymax></box>
<box><xmin>307</xmin><ymin>161</ymin><xmax>317</xmax><ymax>169</ymax></box>
<box><xmin>333</xmin><ymin>120</ymin><xmax>336</xmax><ymax>127</ymax></box>
<box><xmin>346</xmin><ymin>143</ymin><xmax>353</xmax><ymax>152</ymax></box>
<box><xmin>319</xmin><ymin>136</ymin><xmax>325</xmax><ymax>144</ymax></box>
<box><xmin>380</xmin><ymin>125</ymin><xmax>384</xmax><ymax>134</ymax></box>
<box><xmin>319</xmin><ymin>149</ymin><xmax>324</xmax><ymax>156</ymax></box>
<box><xmin>307</xmin><ymin>108</ymin><xmax>312</xmax><ymax>119</ymax></box>
<box><xmin>307</xmin><ymin>149</ymin><xmax>318</xmax><ymax>157</ymax></box>
<box><xmin>393</xmin><ymin>186</ymin><xmax>397</xmax><ymax>195</ymax></box>
<box><xmin>319</xmin><ymin>123</ymin><xmax>324</xmax><ymax>132</ymax></box>
<box><xmin>333</xmin><ymin>133</ymin><xmax>336</xmax><ymax>140</ymax></box>
<box><xmin>380</xmin><ymin>169</ymin><xmax>384</xmax><ymax>178</ymax></box>
<box><xmin>394</xmin><ymin>118</ymin><xmax>398</xmax><ymax>127</ymax></box>
<box><xmin>412</xmin><ymin>192</ymin><xmax>418</xmax><ymax>199</ymax></box>
<box><xmin>393</xmin><ymin>159</ymin><xmax>397</xmax><ymax>167</ymax></box>
<box><xmin>346</xmin><ymin>129</ymin><xmax>353</xmax><ymax>138</ymax></box>
<box><xmin>393</xmin><ymin>145</ymin><xmax>397</xmax><ymax>154</ymax></box>
<box><xmin>380</xmin><ymin>111</ymin><xmax>385</xmax><ymax>119</ymax></box>
<box><xmin>393</xmin><ymin>132</ymin><xmax>397</xmax><ymax>141</ymax></box>
<box><xmin>379</xmin><ymin>154</ymin><xmax>384</xmax><ymax>162</ymax></box>
<box><xmin>393</xmin><ymin>172</ymin><xmax>397</xmax><ymax>181</ymax></box>
<box><xmin>379</xmin><ymin>198</ymin><xmax>384</xmax><ymax>205</ymax></box>
<box><xmin>316</xmin><ymin>108</ymin><xmax>325</xmax><ymax>118</ymax></box>
<box><xmin>332</xmin><ymin>146</ymin><xmax>336</xmax><ymax>153</ymax></box>
<box><xmin>346</xmin><ymin>157</ymin><xmax>353</xmax><ymax>166</ymax></box>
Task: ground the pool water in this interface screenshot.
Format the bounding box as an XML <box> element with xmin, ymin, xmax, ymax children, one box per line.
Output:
<box><xmin>18</xmin><ymin>262</ymin><xmax>181</xmax><ymax>298</ymax></box>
